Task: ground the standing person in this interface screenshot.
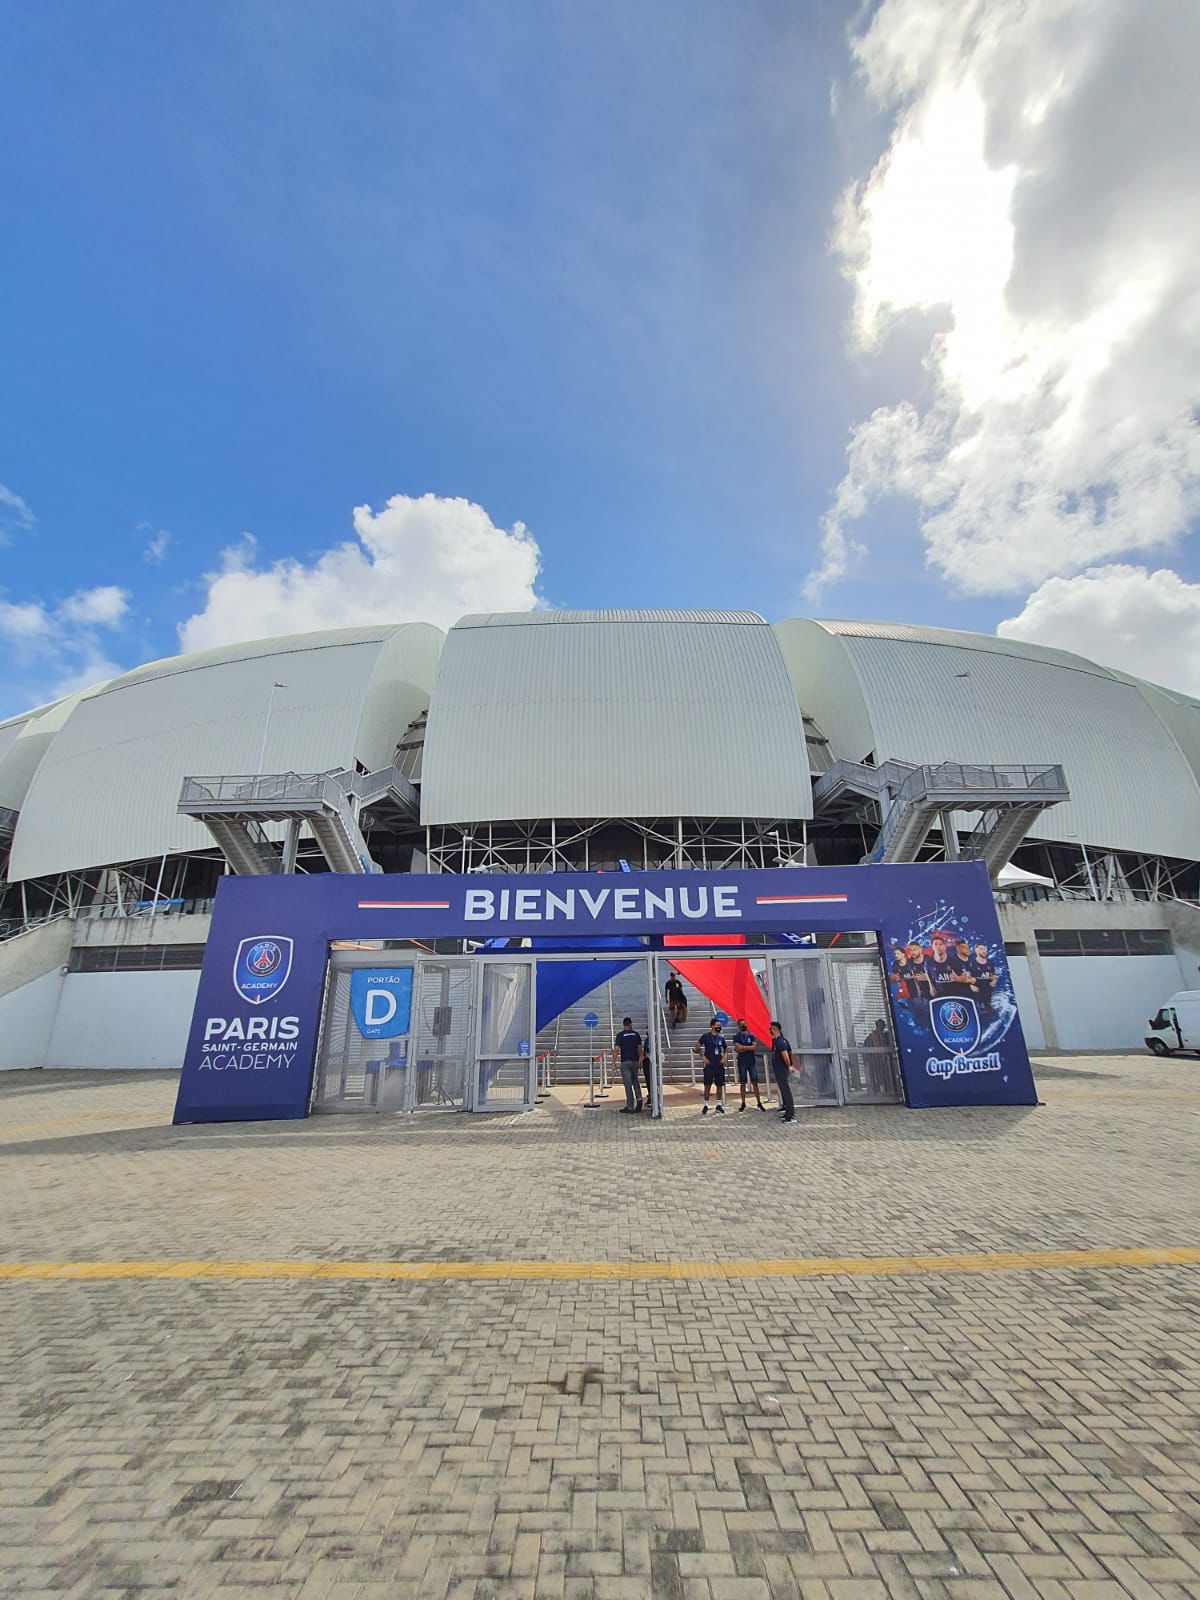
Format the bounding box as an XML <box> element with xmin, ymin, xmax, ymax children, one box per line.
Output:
<box><xmin>732</xmin><ymin>1019</ymin><xmax>767</xmax><ymax>1112</ymax></box>
<box><xmin>770</xmin><ymin>1021</ymin><xmax>795</xmax><ymax>1124</ymax></box>
<box><xmin>665</xmin><ymin>973</ymin><xmax>687</xmax><ymax>1027</ymax></box>
<box><xmin>693</xmin><ymin>1019</ymin><xmax>728</xmax><ymax>1115</ymax></box>
<box><xmin>612</xmin><ymin>1017</ymin><xmax>643</xmax><ymax>1113</ymax></box>
<box><xmin>641</xmin><ymin>1033</ymin><xmax>655</xmax><ymax>1114</ymax></box>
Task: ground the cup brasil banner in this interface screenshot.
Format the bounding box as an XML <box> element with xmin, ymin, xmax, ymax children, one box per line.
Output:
<box><xmin>173</xmin><ymin>860</ymin><xmax>1037</xmax><ymax>1122</ymax></box>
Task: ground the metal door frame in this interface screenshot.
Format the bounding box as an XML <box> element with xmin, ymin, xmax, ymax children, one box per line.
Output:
<box><xmin>472</xmin><ymin>953</ymin><xmax>538</xmax><ymax>1113</ymax></box>
<box><xmin>312</xmin><ymin>947</ymin><xmax>537</xmax><ymax>1113</ymax></box>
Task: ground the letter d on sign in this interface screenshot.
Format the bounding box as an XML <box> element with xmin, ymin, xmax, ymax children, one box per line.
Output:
<box><xmin>364</xmin><ymin>989</ymin><xmax>397</xmax><ymax>1028</ymax></box>
<box><xmin>350</xmin><ymin>968</ymin><xmax>413</xmax><ymax>1040</ymax></box>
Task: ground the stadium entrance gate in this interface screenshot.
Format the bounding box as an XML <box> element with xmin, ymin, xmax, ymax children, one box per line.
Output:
<box><xmin>645</xmin><ymin>948</ymin><xmax>902</xmax><ymax>1107</ymax></box>
<box><xmin>311</xmin><ymin>946</ymin><xmax>902</xmax><ymax>1116</ymax></box>
<box><xmin>172</xmin><ymin>864</ymin><xmax>1039</xmax><ymax>1124</ymax></box>
<box><xmin>313</xmin><ymin>951</ymin><xmax>537</xmax><ymax>1114</ymax></box>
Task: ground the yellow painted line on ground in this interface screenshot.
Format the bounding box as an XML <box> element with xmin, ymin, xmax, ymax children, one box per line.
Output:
<box><xmin>1</xmin><ymin>1246</ymin><xmax>1198</xmax><ymax>1285</ymax></box>
<box><xmin>1</xmin><ymin>1109</ymin><xmax>165</xmax><ymax>1138</ymax></box>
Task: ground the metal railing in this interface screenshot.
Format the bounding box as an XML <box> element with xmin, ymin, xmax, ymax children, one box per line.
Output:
<box><xmin>868</xmin><ymin>761</ymin><xmax>1068</xmax><ymax>864</ymax></box>
<box><xmin>180</xmin><ymin>772</ymin><xmax>345</xmax><ymax>809</ymax></box>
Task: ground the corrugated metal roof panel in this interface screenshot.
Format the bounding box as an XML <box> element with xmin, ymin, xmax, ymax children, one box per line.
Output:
<box><xmin>837</xmin><ymin>632</ymin><xmax>1200</xmax><ymax>858</ymax></box>
<box><xmin>455</xmin><ymin>609</ymin><xmax>766</xmax><ymax>628</ymax></box>
<box><xmin>421</xmin><ymin>612</ymin><xmax>810</xmax><ymax>824</ymax></box>
<box><xmin>9</xmin><ymin>623</ymin><xmax>442</xmax><ymax>880</ymax></box>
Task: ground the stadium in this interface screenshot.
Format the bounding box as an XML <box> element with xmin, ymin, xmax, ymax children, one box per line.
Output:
<box><xmin>1</xmin><ymin>609</ymin><xmax>1198</xmax><ymax>1108</ymax></box>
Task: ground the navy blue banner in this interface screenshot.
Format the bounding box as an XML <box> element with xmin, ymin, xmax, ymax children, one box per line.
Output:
<box><xmin>172</xmin><ymin>862</ymin><xmax>1037</xmax><ymax>1122</ymax></box>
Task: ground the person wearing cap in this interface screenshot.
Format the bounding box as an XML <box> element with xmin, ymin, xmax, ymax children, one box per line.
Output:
<box><xmin>732</xmin><ymin>1019</ymin><xmax>767</xmax><ymax>1112</ymax></box>
<box><xmin>693</xmin><ymin>1019</ymin><xmax>728</xmax><ymax>1115</ymax></box>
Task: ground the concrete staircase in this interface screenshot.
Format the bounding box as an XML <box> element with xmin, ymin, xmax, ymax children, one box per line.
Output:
<box><xmin>534</xmin><ymin>963</ymin><xmax>743</xmax><ymax>1085</ymax></box>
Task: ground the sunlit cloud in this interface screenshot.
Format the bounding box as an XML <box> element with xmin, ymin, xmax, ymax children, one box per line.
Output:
<box><xmin>809</xmin><ymin>0</ymin><xmax>1200</xmax><ymax>607</ymax></box>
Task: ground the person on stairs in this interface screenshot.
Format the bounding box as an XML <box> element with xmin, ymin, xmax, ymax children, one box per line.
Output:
<box><xmin>665</xmin><ymin>972</ymin><xmax>687</xmax><ymax>1028</ymax></box>
<box><xmin>612</xmin><ymin>1017</ymin><xmax>644</xmax><ymax>1113</ymax></box>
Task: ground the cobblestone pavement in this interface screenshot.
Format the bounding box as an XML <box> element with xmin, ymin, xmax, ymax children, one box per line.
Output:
<box><xmin>2</xmin><ymin>1054</ymin><xmax>1198</xmax><ymax>1598</ymax></box>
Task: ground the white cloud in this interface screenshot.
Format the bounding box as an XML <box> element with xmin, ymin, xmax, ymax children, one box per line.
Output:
<box><xmin>0</xmin><ymin>584</ymin><xmax>131</xmax><ymax>712</ymax></box>
<box><xmin>998</xmin><ymin>564</ymin><xmax>1200</xmax><ymax>697</ymax></box>
<box><xmin>0</xmin><ymin>481</ymin><xmax>35</xmax><ymax>541</ymax></box>
<box><xmin>178</xmin><ymin>492</ymin><xmax>542</xmax><ymax>652</ymax></box>
<box><xmin>141</xmin><ymin>528</ymin><xmax>171</xmax><ymax>564</ymax></box>
<box><xmin>810</xmin><ymin>0</ymin><xmax>1200</xmax><ymax>599</ymax></box>
<box><xmin>58</xmin><ymin>585</ymin><xmax>130</xmax><ymax>626</ymax></box>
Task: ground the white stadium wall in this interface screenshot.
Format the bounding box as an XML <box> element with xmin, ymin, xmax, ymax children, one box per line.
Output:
<box><xmin>774</xmin><ymin>618</ymin><xmax>1200</xmax><ymax>862</ymax></box>
<box><xmin>7</xmin><ymin>622</ymin><xmax>443</xmax><ymax>881</ymax></box>
<box><xmin>45</xmin><ymin>971</ymin><xmax>202</xmax><ymax>1070</ymax></box>
<box><xmin>420</xmin><ymin>610</ymin><xmax>812</xmax><ymax>826</ymax></box>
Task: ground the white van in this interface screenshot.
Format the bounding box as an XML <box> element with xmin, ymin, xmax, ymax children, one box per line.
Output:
<box><xmin>1145</xmin><ymin>992</ymin><xmax>1200</xmax><ymax>1057</ymax></box>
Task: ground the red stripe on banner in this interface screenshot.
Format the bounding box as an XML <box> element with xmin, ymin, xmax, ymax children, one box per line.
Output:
<box><xmin>754</xmin><ymin>894</ymin><xmax>848</xmax><ymax>904</ymax></box>
<box><xmin>357</xmin><ymin>901</ymin><xmax>450</xmax><ymax>909</ymax></box>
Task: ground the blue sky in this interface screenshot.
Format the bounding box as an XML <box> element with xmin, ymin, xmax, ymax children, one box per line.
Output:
<box><xmin>1</xmin><ymin>0</ymin><xmax>1198</xmax><ymax>713</ymax></box>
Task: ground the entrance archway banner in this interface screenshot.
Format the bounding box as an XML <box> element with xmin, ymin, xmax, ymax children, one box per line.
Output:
<box><xmin>173</xmin><ymin>863</ymin><xmax>1037</xmax><ymax>1122</ymax></box>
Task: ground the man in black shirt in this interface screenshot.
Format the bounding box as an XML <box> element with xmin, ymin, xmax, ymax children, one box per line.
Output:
<box><xmin>665</xmin><ymin>973</ymin><xmax>687</xmax><ymax>1027</ymax></box>
<box><xmin>770</xmin><ymin>1021</ymin><xmax>795</xmax><ymax>1124</ymax></box>
<box><xmin>612</xmin><ymin>1017</ymin><xmax>643</xmax><ymax>1112</ymax></box>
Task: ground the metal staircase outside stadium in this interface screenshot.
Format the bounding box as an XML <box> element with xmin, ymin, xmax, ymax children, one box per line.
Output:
<box><xmin>178</xmin><ymin>764</ymin><xmax>419</xmax><ymax>877</ymax></box>
<box><xmin>812</xmin><ymin>758</ymin><xmax>1070</xmax><ymax>880</ymax></box>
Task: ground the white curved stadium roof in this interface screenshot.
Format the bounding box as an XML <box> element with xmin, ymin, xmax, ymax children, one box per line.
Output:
<box><xmin>774</xmin><ymin>618</ymin><xmax>1200</xmax><ymax>860</ymax></box>
<box><xmin>420</xmin><ymin>610</ymin><xmax>812</xmax><ymax>825</ymax></box>
<box><xmin>8</xmin><ymin>623</ymin><xmax>443</xmax><ymax>881</ymax></box>
<box><xmin>1</xmin><ymin>609</ymin><xmax>1197</xmax><ymax>879</ymax></box>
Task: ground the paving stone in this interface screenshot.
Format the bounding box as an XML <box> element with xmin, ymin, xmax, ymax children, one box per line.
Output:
<box><xmin>0</xmin><ymin>1057</ymin><xmax>1199</xmax><ymax>1598</ymax></box>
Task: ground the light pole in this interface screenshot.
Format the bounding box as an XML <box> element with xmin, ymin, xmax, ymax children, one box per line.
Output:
<box><xmin>150</xmin><ymin>842</ymin><xmax>184</xmax><ymax>918</ymax></box>
<box><xmin>254</xmin><ymin>681</ymin><xmax>287</xmax><ymax>780</ymax></box>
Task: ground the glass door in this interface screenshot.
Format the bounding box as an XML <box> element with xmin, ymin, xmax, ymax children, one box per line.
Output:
<box><xmin>410</xmin><ymin>960</ymin><xmax>477</xmax><ymax>1111</ymax></box>
<box><xmin>828</xmin><ymin>951</ymin><xmax>903</xmax><ymax>1104</ymax></box>
<box><xmin>312</xmin><ymin>956</ymin><xmax>416</xmax><ymax>1113</ymax></box>
<box><xmin>766</xmin><ymin>954</ymin><xmax>840</xmax><ymax>1106</ymax></box>
<box><xmin>474</xmin><ymin>960</ymin><xmax>536</xmax><ymax>1112</ymax></box>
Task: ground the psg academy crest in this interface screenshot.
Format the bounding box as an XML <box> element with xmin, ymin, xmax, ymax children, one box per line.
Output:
<box><xmin>232</xmin><ymin>936</ymin><xmax>294</xmax><ymax>1006</ymax></box>
<box><xmin>930</xmin><ymin>995</ymin><xmax>981</xmax><ymax>1057</ymax></box>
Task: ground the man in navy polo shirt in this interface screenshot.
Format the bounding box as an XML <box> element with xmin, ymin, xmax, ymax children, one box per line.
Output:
<box><xmin>612</xmin><ymin>1017</ymin><xmax>643</xmax><ymax>1113</ymax></box>
<box><xmin>770</xmin><ymin>1021</ymin><xmax>796</xmax><ymax>1124</ymax></box>
<box><xmin>732</xmin><ymin>1019</ymin><xmax>767</xmax><ymax>1112</ymax></box>
<box><xmin>693</xmin><ymin>1019</ymin><xmax>728</xmax><ymax>1115</ymax></box>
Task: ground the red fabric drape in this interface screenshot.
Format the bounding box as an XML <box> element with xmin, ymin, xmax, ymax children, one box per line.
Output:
<box><xmin>665</xmin><ymin>935</ymin><xmax>772</xmax><ymax>1047</ymax></box>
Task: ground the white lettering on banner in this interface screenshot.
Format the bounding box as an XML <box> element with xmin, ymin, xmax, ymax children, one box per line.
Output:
<box><xmin>712</xmin><ymin>886</ymin><xmax>739</xmax><ymax>919</ymax></box>
<box><xmin>456</xmin><ymin>883</ymin><xmax>746</xmax><ymax>925</ymax></box>
<box><xmin>613</xmin><ymin>887</ymin><xmax>639</xmax><ymax>920</ymax></box>
<box><xmin>199</xmin><ymin>1051</ymin><xmax>294</xmax><ymax>1072</ymax></box>
<box><xmin>579</xmin><ymin>888</ymin><xmax>609</xmax><ymax>918</ymax></box>
<box><xmin>204</xmin><ymin>1015</ymin><xmax>300</xmax><ymax>1042</ymax></box>
<box><xmin>925</xmin><ymin>1051</ymin><xmax>1003</xmax><ymax>1079</ymax></box>
<box><xmin>464</xmin><ymin>889</ymin><xmax>494</xmax><ymax>920</ymax></box>
<box><xmin>364</xmin><ymin>989</ymin><xmax>397</xmax><ymax>1027</ymax></box>
<box><xmin>679</xmin><ymin>886</ymin><xmax>707</xmax><ymax>918</ymax></box>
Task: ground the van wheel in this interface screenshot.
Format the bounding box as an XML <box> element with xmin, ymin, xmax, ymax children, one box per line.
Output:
<box><xmin>1147</xmin><ymin>1039</ymin><xmax>1170</xmax><ymax>1056</ymax></box>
